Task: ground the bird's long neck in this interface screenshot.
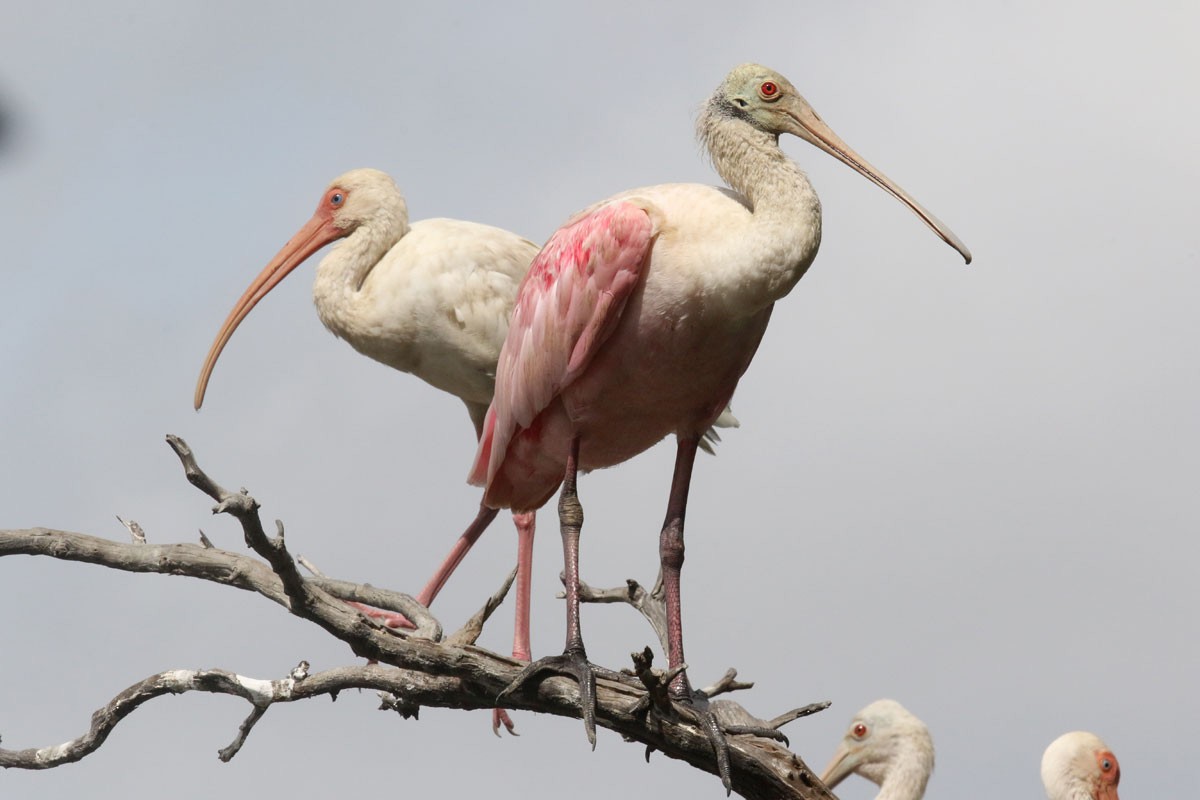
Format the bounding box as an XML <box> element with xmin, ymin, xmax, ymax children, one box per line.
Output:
<box><xmin>856</xmin><ymin>740</ymin><xmax>933</xmax><ymax>800</ymax></box>
<box><xmin>874</xmin><ymin>756</ymin><xmax>933</xmax><ymax>800</ymax></box>
<box><xmin>312</xmin><ymin>212</ymin><xmax>408</xmax><ymax>335</ymax></box>
<box><xmin>695</xmin><ymin>100</ymin><xmax>823</xmax><ymax>306</ymax></box>
<box><xmin>698</xmin><ymin>102</ymin><xmax>821</xmax><ymax>228</ymax></box>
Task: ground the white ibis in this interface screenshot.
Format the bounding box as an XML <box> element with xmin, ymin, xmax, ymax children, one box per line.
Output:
<box><xmin>1041</xmin><ymin>731</ymin><xmax>1121</xmax><ymax>800</ymax></box>
<box><xmin>468</xmin><ymin>63</ymin><xmax>969</xmax><ymax>783</ymax></box>
<box><xmin>820</xmin><ymin>699</ymin><xmax>935</xmax><ymax>800</ymax></box>
<box><xmin>194</xmin><ymin>168</ymin><xmax>541</xmax><ymax>732</ymax></box>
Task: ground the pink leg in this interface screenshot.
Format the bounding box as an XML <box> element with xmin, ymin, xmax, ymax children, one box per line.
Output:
<box><xmin>417</xmin><ymin>502</ymin><xmax>501</xmax><ymax>606</ymax></box>
<box><xmin>347</xmin><ymin>499</ymin><xmax>541</xmax><ymax>740</ymax></box>
<box><xmin>661</xmin><ymin>436</ymin><xmax>699</xmax><ymax>698</ymax></box>
<box><xmin>660</xmin><ymin>434</ymin><xmax>741</xmax><ymax>793</ymax></box>
<box><xmin>494</xmin><ymin>510</ymin><xmax>536</xmax><ymax>736</ymax></box>
<box><xmin>510</xmin><ymin>510</ymin><xmax>536</xmax><ymax>662</ymax></box>
<box><xmin>497</xmin><ymin>436</ymin><xmax>600</xmax><ymax>748</ymax></box>
<box><xmin>358</xmin><ymin>502</ymin><xmax>499</xmax><ymax>630</ymax></box>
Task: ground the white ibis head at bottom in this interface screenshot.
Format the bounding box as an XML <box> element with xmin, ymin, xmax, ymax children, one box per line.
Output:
<box><xmin>821</xmin><ymin>698</ymin><xmax>935</xmax><ymax>800</ymax></box>
<box><xmin>1042</xmin><ymin>731</ymin><xmax>1121</xmax><ymax>800</ymax></box>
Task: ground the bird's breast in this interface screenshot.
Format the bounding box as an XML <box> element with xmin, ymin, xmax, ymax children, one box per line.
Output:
<box><xmin>632</xmin><ymin>182</ymin><xmax>819</xmax><ymax>316</ymax></box>
<box><xmin>562</xmin><ymin>281</ymin><xmax>773</xmax><ymax>469</ymax></box>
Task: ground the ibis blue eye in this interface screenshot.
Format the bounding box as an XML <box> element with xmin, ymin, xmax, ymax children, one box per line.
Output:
<box><xmin>331</xmin><ymin>192</ymin><xmax>344</xmax><ymax>206</ymax></box>
<box><xmin>1101</xmin><ymin>759</ymin><xmax>1112</xmax><ymax>770</ymax></box>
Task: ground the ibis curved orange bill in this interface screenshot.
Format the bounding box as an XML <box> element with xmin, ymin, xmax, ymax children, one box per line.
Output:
<box><xmin>194</xmin><ymin>209</ymin><xmax>345</xmax><ymax>410</ymax></box>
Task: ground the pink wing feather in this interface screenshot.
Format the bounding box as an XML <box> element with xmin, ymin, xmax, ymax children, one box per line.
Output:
<box><xmin>468</xmin><ymin>201</ymin><xmax>652</xmax><ymax>492</ymax></box>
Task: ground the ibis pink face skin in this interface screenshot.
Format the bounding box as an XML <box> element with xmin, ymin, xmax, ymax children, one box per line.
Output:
<box><xmin>1041</xmin><ymin>732</ymin><xmax>1121</xmax><ymax>800</ymax></box>
<box><xmin>194</xmin><ymin>189</ymin><xmax>349</xmax><ymax>410</ymax></box>
<box><xmin>1091</xmin><ymin>750</ymin><xmax>1122</xmax><ymax>800</ymax></box>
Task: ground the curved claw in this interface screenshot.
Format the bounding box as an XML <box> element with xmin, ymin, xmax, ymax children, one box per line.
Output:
<box><xmin>673</xmin><ymin>692</ymin><xmax>762</xmax><ymax>796</ymax></box>
<box><xmin>659</xmin><ymin>688</ymin><xmax>737</xmax><ymax>794</ymax></box>
<box><xmin>492</xmin><ymin>707</ymin><xmax>519</xmax><ymax>737</ymax></box>
<box><xmin>497</xmin><ymin>651</ymin><xmax>598</xmax><ymax>748</ymax></box>
<box><xmin>695</xmin><ymin>704</ymin><xmax>735</xmax><ymax>795</ymax></box>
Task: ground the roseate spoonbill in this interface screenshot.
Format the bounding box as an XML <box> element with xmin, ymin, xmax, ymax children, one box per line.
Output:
<box><xmin>470</xmin><ymin>63</ymin><xmax>970</xmax><ymax>779</ymax></box>
<box><xmin>193</xmin><ymin>168</ymin><xmax>541</xmax><ymax>732</ymax></box>
<box><xmin>820</xmin><ymin>699</ymin><xmax>934</xmax><ymax>800</ymax></box>
<box><xmin>1041</xmin><ymin>731</ymin><xmax>1121</xmax><ymax>800</ymax></box>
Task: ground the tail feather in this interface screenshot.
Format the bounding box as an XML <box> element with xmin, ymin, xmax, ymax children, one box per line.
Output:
<box><xmin>699</xmin><ymin>404</ymin><xmax>740</xmax><ymax>455</ymax></box>
<box><xmin>468</xmin><ymin>408</ymin><xmax>497</xmax><ymax>486</ymax></box>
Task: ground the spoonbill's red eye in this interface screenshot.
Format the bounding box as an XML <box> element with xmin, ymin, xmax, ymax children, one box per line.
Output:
<box><xmin>759</xmin><ymin>81</ymin><xmax>779</xmax><ymax>99</ymax></box>
<box><xmin>852</xmin><ymin>723</ymin><xmax>868</xmax><ymax>738</ymax></box>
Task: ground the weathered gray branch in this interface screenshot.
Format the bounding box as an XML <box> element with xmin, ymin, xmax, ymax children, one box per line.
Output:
<box><xmin>445</xmin><ymin>566</ymin><xmax>518</xmax><ymax>647</ymax></box>
<box><xmin>0</xmin><ymin>664</ymin><xmax>463</xmax><ymax>769</ymax></box>
<box><xmin>0</xmin><ymin>435</ymin><xmax>836</xmax><ymax>800</ymax></box>
<box><xmin>576</xmin><ymin>574</ymin><xmax>671</xmax><ymax>656</ymax></box>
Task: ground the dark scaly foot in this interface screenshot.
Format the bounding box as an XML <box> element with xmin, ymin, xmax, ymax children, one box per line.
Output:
<box><xmin>674</xmin><ymin>687</ymin><xmax>738</xmax><ymax>794</ymax></box>
<box><xmin>710</xmin><ymin>696</ymin><xmax>830</xmax><ymax>744</ymax></box>
<box><xmin>679</xmin><ymin>694</ymin><xmax>803</xmax><ymax>795</ymax></box>
<box><xmin>630</xmin><ymin>650</ymin><xmax>826</xmax><ymax>792</ymax></box>
<box><xmin>659</xmin><ymin>671</ymin><xmax>824</xmax><ymax>793</ymax></box>
<box><xmin>627</xmin><ymin>647</ymin><xmax>740</xmax><ymax>793</ymax></box>
<box><xmin>497</xmin><ymin>647</ymin><xmax>599</xmax><ymax>747</ymax></box>
<box><xmin>673</xmin><ymin>686</ymin><xmax>800</xmax><ymax>794</ymax></box>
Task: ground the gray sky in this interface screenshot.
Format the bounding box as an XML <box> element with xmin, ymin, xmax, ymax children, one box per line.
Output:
<box><xmin>2</xmin><ymin>2</ymin><xmax>1196</xmax><ymax>797</ymax></box>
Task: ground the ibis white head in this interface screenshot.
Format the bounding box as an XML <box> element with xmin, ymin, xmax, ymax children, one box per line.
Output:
<box><xmin>1041</xmin><ymin>731</ymin><xmax>1121</xmax><ymax>800</ymax></box>
<box><xmin>821</xmin><ymin>699</ymin><xmax>935</xmax><ymax>800</ymax></box>
<box><xmin>194</xmin><ymin>168</ymin><xmax>408</xmax><ymax>409</ymax></box>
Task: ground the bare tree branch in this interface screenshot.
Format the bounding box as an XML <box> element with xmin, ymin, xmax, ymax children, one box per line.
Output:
<box><xmin>576</xmin><ymin>574</ymin><xmax>670</xmax><ymax>656</ymax></box>
<box><xmin>296</xmin><ymin>554</ymin><xmax>326</xmax><ymax>576</ymax></box>
<box><xmin>0</xmin><ymin>435</ymin><xmax>836</xmax><ymax>800</ymax></box>
<box><xmin>296</xmin><ymin>553</ymin><xmax>437</xmax><ymax>634</ymax></box>
<box><xmin>165</xmin><ymin>434</ymin><xmax>328</xmax><ymax>620</ymax></box>
<box><xmin>446</xmin><ymin>565</ymin><xmax>517</xmax><ymax>647</ymax></box>
<box><xmin>307</xmin><ymin>576</ymin><xmax>442</xmax><ymax>640</ymax></box>
<box><xmin>162</xmin><ymin>434</ymin><xmax>440</xmax><ymax>639</ymax></box>
<box><xmin>0</xmin><ymin>654</ymin><xmax>834</xmax><ymax>799</ymax></box>
<box><xmin>0</xmin><ymin>664</ymin><xmax>462</xmax><ymax>769</ymax></box>
<box><xmin>580</xmin><ymin>579</ymin><xmax>809</xmax><ymax>745</ymax></box>
<box><xmin>115</xmin><ymin>514</ymin><xmax>146</xmax><ymax>544</ymax></box>
<box><xmin>701</xmin><ymin>669</ymin><xmax>756</xmax><ymax>699</ymax></box>
<box><xmin>218</xmin><ymin>706</ymin><xmax>268</xmax><ymax>763</ymax></box>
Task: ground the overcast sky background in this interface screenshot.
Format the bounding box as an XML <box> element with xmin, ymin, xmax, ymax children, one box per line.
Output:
<box><xmin>2</xmin><ymin>2</ymin><xmax>1197</xmax><ymax>798</ymax></box>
